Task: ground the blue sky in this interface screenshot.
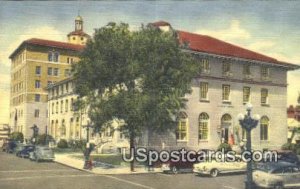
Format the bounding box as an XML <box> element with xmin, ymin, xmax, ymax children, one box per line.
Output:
<box><xmin>0</xmin><ymin>1</ymin><xmax>300</xmax><ymax>123</ymax></box>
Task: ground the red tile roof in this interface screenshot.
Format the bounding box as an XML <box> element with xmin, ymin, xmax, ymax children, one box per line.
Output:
<box><xmin>177</xmin><ymin>30</ymin><xmax>279</xmax><ymax>64</ymax></box>
<box><xmin>10</xmin><ymin>38</ymin><xmax>85</xmax><ymax>58</ymax></box>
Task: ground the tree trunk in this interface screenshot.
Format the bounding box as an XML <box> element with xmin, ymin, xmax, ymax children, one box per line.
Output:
<box><xmin>130</xmin><ymin>134</ymin><xmax>135</xmax><ymax>172</ymax></box>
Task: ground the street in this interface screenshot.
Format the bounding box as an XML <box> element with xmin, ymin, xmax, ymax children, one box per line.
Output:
<box><xmin>0</xmin><ymin>151</ymin><xmax>245</xmax><ymax>189</ymax></box>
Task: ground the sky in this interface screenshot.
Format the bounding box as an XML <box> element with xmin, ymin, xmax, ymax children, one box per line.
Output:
<box><xmin>0</xmin><ymin>1</ymin><xmax>300</xmax><ymax>124</ymax></box>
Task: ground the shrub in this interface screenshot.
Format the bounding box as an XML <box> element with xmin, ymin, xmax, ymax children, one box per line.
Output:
<box><xmin>36</xmin><ymin>134</ymin><xmax>54</xmax><ymax>145</ymax></box>
<box><xmin>57</xmin><ymin>139</ymin><xmax>68</xmax><ymax>148</ymax></box>
<box><xmin>217</xmin><ymin>143</ymin><xmax>232</xmax><ymax>153</ymax></box>
<box><xmin>281</xmin><ymin>142</ymin><xmax>296</xmax><ymax>151</ymax></box>
<box><xmin>9</xmin><ymin>132</ymin><xmax>24</xmax><ymax>143</ymax></box>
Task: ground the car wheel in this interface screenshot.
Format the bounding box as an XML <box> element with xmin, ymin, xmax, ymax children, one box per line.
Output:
<box><xmin>171</xmin><ymin>166</ymin><xmax>178</xmax><ymax>174</ymax></box>
<box><xmin>210</xmin><ymin>169</ymin><xmax>219</xmax><ymax>177</ymax></box>
<box><xmin>273</xmin><ymin>183</ymin><xmax>283</xmax><ymax>189</ymax></box>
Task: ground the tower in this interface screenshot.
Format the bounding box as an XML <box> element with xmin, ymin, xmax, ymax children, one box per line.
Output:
<box><xmin>67</xmin><ymin>15</ymin><xmax>90</xmax><ymax>45</ymax></box>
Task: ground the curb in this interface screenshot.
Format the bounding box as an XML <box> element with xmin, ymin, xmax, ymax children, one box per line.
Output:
<box><xmin>54</xmin><ymin>160</ymin><xmax>163</xmax><ymax>175</ymax></box>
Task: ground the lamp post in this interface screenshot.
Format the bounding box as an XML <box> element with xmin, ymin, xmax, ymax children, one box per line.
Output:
<box><xmin>30</xmin><ymin>124</ymin><xmax>39</xmax><ymax>145</ymax></box>
<box><xmin>238</xmin><ymin>103</ymin><xmax>260</xmax><ymax>189</ymax></box>
<box><xmin>82</xmin><ymin>121</ymin><xmax>94</xmax><ymax>169</ymax></box>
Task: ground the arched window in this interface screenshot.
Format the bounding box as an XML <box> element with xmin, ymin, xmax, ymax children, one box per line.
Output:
<box><xmin>260</xmin><ymin>116</ymin><xmax>269</xmax><ymax>141</ymax></box>
<box><xmin>199</xmin><ymin>113</ymin><xmax>209</xmax><ymax>140</ymax></box>
<box><xmin>176</xmin><ymin>112</ymin><xmax>188</xmax><ymax>141</ymax></box>
<box><xmin>221</xmin><ymin>114</ymin><xmax>232</xmax><ymax>142</ymax></box>
<box><xmin>61</xmin><ymin>119</ymin><xmax>66</xmax><ymax>137</ymax></box>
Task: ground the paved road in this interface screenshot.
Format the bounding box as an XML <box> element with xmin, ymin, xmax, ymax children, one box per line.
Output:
<box><xmin>0</xmin><ymin>151</ymin><xmax>245</xmax><ymax>189</ymax></box>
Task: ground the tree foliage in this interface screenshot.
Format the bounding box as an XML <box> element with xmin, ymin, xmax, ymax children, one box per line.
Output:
<box><xmin>9</xmin><ymin>132</ymin><xmax>24</xmax><ymax>143</ymax></box>
<box><xmin>73</xmin><ymin>22</ymin><xmax>199</xmax><ymax>170</ymax></box>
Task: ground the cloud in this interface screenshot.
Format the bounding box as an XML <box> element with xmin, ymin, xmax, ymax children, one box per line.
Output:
<box><xmin>247</xmin><ymin>41</ymin><xmax>276</xmax><ymax>52</ymax></box>
<box><xmin>196</xmin><ymin>20</ymin><xmax>251</xmax><ymax>41</ymax></box>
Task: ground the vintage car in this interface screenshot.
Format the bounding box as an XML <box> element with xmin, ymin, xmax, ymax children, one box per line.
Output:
<box><xmin>193</xmin><ymin>156</ymin><xmax>246</xmax><ymax>177</ymax></box>
<box><xmin>253</xmin><ymin>161</ymin><xmax>300</xmax><ymax>189</ymax></box>
<box><xmin>29</xmin><ymin>146</ymin><xmax>55</xmax><ymax>162</ymax></box>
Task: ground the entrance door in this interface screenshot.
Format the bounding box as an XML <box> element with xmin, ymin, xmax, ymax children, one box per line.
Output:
<box><xmin>221</xmin><ymin>114</ymin><xmax>232</xmax><ymax>143</ymax></box>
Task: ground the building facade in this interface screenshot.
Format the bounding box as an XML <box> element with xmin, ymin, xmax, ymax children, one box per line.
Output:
<box><xmin>47</xmin><ymin>78</ymin><xmax>129</xmax><ymax>152</ymax></box>
<box><xmin>140</xmin><ymin>22</ymin><xmax>300</xmax><ymax>151</ymax></box>
<box><xmin>9</xmin><ymin>16</ymin><xmax>89</xmax><ymax>139</ymax></box>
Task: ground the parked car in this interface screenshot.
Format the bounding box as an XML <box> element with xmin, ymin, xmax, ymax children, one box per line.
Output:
<box><xmin>13</xmin><ymin>143</ymin><xmax>26</xmax><ymax>154</ymax></box>
<box><xmin>16</xmin><ymin>145</ymin><xmax>35</xmax><ymax>158</ymax></box>
<box><xmin>29</xmin><ymin>146</ymin><xmax>55</xmax><ymax>162</ymax></box>
<box><xmin>277</xmin><ymin>150</ymin><xmax>300</xmax><ymax>166</ymax></box>
<box><xmin>253</xmin><ymin>161</ymin><xmax>300</xmax><ymax>189</ymax></box>
<box><xmin>193</xmin><ymin>156</ymin><xmax>246</xmax><ymax>177</ymax></box>
<box><xmin>161</xmin><ymin>151</ymin><xmax>208</xmax><ymax>174</ymax></box>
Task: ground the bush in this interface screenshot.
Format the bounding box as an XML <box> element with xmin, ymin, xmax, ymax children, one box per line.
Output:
<box><xmin>9</xmin><ymin>132</ymin><xmax>24</xmax><ymax>143</ymax></box>
<box><xmin>281</xmin><ymin>142</ymin><xmax>296</xmax><ymax>151</ymax></box>
<box><xmin>57</xmin><ymin>139</ymin><xmax>68</xmax><ymax>148</ymax></box>
<box><xmin>36</xmin><ymin>134</ymin><xmax>54</xmax><ymax>145</ymax></box>
<box><xmin>217</xmin><ymin>143</ymin><xmax>232</xmax><ymax>153</ymax></box>
<box><xmin>68</xmin><ymin>139</ymin><xmax>87</xmax><ymax>152</ymax></box>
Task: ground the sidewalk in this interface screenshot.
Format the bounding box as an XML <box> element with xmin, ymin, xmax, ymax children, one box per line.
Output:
<box><xmin>54</xmin><ymin>153</ymin><xmax>162</xmax><ymax>175</ymax></box>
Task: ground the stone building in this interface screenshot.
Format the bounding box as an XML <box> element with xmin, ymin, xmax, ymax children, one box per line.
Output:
<box><xmin>9</xmin><ymin>16</ymin><xmax>90</xmax><ymax>139</ymax></box>
<box><xmin>140</xmin><ymin>21</ymin><xmax>300</xmax><ymax>151</ymax></box>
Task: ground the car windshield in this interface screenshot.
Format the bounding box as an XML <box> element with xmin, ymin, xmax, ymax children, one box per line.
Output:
<box><xmin>255</xmin><ymin>163</ymin><xmax>273</xmax><ymax>173</ymax></box>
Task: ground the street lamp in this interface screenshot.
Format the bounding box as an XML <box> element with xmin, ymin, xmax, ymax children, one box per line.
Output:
<box><xmin>82</xmin><ymin>121</ymin><xmax>94</xmax><ymax>169</ymax></box>
<box><xmin>238</xmin><ymin>103</ymin><xmax>260</xmax><ymax>189</ymax></box>
<box><xmin>30</xmin><ymin>124</ymin><xmax>39</xmax><ymax>145</ymax></box>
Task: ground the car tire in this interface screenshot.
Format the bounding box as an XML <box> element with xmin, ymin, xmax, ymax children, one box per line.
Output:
<box><xmin>210</xmin><ymin>169</ymin><xmax>219</xmax><ymax>177</ymax></box>
<box><xmin>171</xmin><ymin>166</ymin><xmax>178</xmax><ymax>174</ymax></box>
<box><xmin>273</xmin><ymin>183</ymin><xmax>283</xmax><ymax>189</ymax></box>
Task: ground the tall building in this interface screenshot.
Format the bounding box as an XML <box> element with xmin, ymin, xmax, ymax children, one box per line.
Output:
<box><xmin>139</xmin><ymin>21</ymin><xmax>300</xmax><ymax>151</ymax></box>
<box><xmin>9</xmin><ymin>16</ymin><xmax>89</xmax><ymax>140</ymax></box>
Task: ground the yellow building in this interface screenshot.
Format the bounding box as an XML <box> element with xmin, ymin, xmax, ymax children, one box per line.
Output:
<box><xmin>9</xmin><ymin>16</ymin><xmax>90</xmax><ymax>139</ymax></box>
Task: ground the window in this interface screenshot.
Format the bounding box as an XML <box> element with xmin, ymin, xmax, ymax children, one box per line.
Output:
<box><xmin>52</xmin><ymin>103</ymin><xmax>54</xmax><ymax>114</ymax></box>
<box><xmin>48</xmin><ymin>52</ymin><xmax>53</xmax><ymax>62</ymax></box>
<box><xmin>65</xmin><ymin>99</ymin><xmax>68</xmax><ymax>112</ymax></box>
<box><xmin>61</xmin><ymin>119</ymin><xmax>66</xmax><ymax>136</ymax></box>
<box><xmin>35</xmin><ymin>94</ymin><xmax>40</xmax><ymax>102</ymax></box>
<box><xmin>35</xmin><ymin>66</ymin><xmax>41</xmax><ymax>75</ymax></box>
<box><xmin>61</xmin><ymin>85</ymin><xmax>64</xmax><ymax>95</ymax></box>
<box><xmin>66</xmin><ymin>82</ymin><xmax>69</xmax><ymax>93</ymax></box>
<box><xmin>176</xmin><ymin>112</ymin><xmax>188</xmax><ymax>141</ymax></box>
<box><xmin>35</xmin><ymin>80</ymin><xmax>41</xmax><ymax>88</ymax></box>
<box><xmin>199</xmin><ymin>113</ymin><xmax>209</xmax><ymax>140</ymax></box>
<box><xmin>261</xmin><ymin>67</ymin><xmax>270</xmax><ymax>79</ymax></box>
<box><xmin>222</xmin><ymin>85</ymin><xmax>230</xmax><ymax>101</ymax></box>
<box><xmin>199</xmin><ymin>82</ymin><xmax>208</xmax><ymax>100</ymax></box>
<box><xmin>222</xmin><ymin>62</ymin><xmax>231</xmax><ymax>74</ymax></box>
<box><xmin>61</xmin><ymin>100</ymin><xmax>64</xmax><ymax>113</ymax></box>
<box><xmin>67</xmin><ymin>58</ymin><xmax>74</xmax><ymax>64</ymax></box>
<box><xmin>260</xmin><ymin>116</ymin><xmax>269</xmax><ymax>141</ymax></box>
<box><xmin>47</xmin><ymin>81</ymin><xmax>53</xmax><ymax>86</ymax></box>
<box><xmin>34</xmin><ymin>109</ymin><xmax>39</xmax><ymax>118</ymax></box>
<box><xmin>261</xmin><ymin>89</ymin><xmax>268</xmax><ymax>104</ymax></box>
<box><xmin>71</xmin><ymin>98</ymin><xmax>74</xmax><ymax>111</ymax></box>
<box><xmin>48</xmin><ymin>67</ymin><xmax>53</xmax><ymax>76</ymax></box>
<box><xmin>243</xmin><ymin>64</ymin><xmax>251</xmax><ymax>75</ymax></box>
<box><xmin>56</xmin><ymin>102</ymin><xmax>58</xmax><ymax>114</ymax></box>
<box><xmin>64</xmin><ymin>69</ymin><xmax>71</xmax><ymax>77</ymax></box>
<box><xmin>53</xmin><ymin>68</ymin><xmax>59</xmax><ymax>76</ymax></box>
<box><xmin>48</xmin><ymin>51</ymin><xmax>59</xmax><ymax>62</ymax></box>
<box><xmin>200</xmin><ymin>59</ymin><xmax>210</xmax><ymax>73</ymax></box>
<box><xmin>243</xmin><ymin>87</ymin><xmax>251</xmax><ymax>103</ymax></box>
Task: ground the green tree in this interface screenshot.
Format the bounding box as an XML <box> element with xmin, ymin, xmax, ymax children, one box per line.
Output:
<box><xmin>73</xmin><ymin>22</ymin><xmax>198</xmax><ymax>171</ymax></box>
<box><xmin>9</xmin><ymin>132</ymin><xmax>24</xmax><ymax>143</ymax></box>
<box><xmin>36</xmin><ymin>134</ymin><xmax>54</xmax><ymax>145</ymax></box>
